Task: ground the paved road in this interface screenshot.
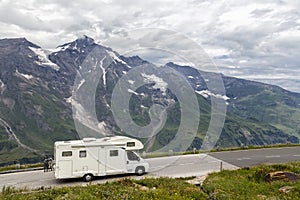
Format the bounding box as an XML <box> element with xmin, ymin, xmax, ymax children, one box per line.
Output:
<box><xmin>209</xmin><ymin>146</ymin><xmax>300</xmax><ymax>167</ymax></box>
<box><xmin>2</xmin><ymin>147</ymin><xmax>300</xmax><ymax>191</ymax></box>
<box><xmin>0</xmin><ymin>154</ymin><xmax>236</xmax><ymax>191</ymax></box>
<box><xmin>148</xmin><ymin>154</ymin><xmax>237</xmax><ymax>177</ymax></box>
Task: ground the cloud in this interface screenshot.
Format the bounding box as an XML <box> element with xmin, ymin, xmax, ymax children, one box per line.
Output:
<box><xmin>0</xmin><ymin>0</ymin><xmax>299</xmax><ymax>92</ymax></box>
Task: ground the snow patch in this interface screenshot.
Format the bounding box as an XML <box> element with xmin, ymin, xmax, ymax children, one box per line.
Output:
<box><xmin>128</xmin><ymin>80</ymin><xmax>135</xmax><ymax>84</ymax></box>
<box><xmin>52</xmin><ymin>43</ymin><xmax>71</xmax><ymax>52</ymax></box>
<box><xmin>195</xmin><ymin>90</ymin><xmax>230</xmax><ymax>101</ymax></box>
<box><xmin>106</xmin><ymin>50</ymin><xmax>132</xmax><ymax>68</ymax></box>
<box><xmin>98</xmin><ymin>121</ymin><xmax>106</xmax><ymax>131</ymax></box>
<box><xmin>0</xmin><ymin>79</ymin><xmax>4</xmax><ymax>88</ymax></box>
<box><xmin>77</xmin><ymin>79</ymin><xmax>86</xmax><ymax>90</ymax></box>
<box><xmin>0</xmin><ymin>79</ymin><xmax>5</xmax><ymax>94</ymax></box>
<box><xmin>97</xmin><ymin>57</ymin><xmax>107</xmax><ymax>86</ymax></box>
<box><xmin>141</xmin><ymin>73</ymin><xmax>168</xmax><ymax>95</ymax></box>
<box><xmin>128</xmin><ymin>89</ymin><xmax>139</xmax><ymax>95</ymax></box>
<box><xmin>29</xmin><ymin>47</ymin><xmax>60</xmax><ymax>71</ymax></box>
<box><xmin>65</xmin><ymin>96</ymin><xmax>73</xmax><ymax>103</ymax></box>
<box><xmin>15</xmin><ymin>69</ymin><xmax>33</xmax><ymax>80</ymax></box>
<box><xmin>71</xmin><ymin>99</ymin><xmax>107</xmax><ymax>134</ymax></box>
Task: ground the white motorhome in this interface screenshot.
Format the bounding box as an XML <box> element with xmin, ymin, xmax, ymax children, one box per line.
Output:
<box><xmin>54</xmin><ymin>136</ymin><xmax>149</xmax><ymax>181</ymax></box>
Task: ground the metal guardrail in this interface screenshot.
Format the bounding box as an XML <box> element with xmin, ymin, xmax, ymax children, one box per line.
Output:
<box><xmin>0</xmin><ymin>167</ymin><xmax>43</xmax><ymax>175</ymax></box>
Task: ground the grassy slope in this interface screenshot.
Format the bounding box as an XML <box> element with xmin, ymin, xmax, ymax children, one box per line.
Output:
<box><xmin>0</xmin><ymin>178</ymin><xmax>207</xmax><ymax>200</ymax></box>
<box><xmin>129</xmin><ymin>90</ymin><xmax>297</xmax><ymax>151</ymax></box>
<box><xmin>0</xmin><ymin>78</ymin><xmax>77</xmax><ymax>166</ymax></box>
<box><xmin>229</xmin><ymin>89</ymin><xmax>300</xmax><ymax>138</ymax></box>
<box><xmin>203</xmin><ymin>162</ymin><xmax>300</xmax><ymax>199</ymax></box>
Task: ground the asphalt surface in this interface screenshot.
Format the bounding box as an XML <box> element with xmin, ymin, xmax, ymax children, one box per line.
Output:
<box><xmin>0</xmin><ymin>154</ymin><xmax>236</xmax><ymax>191</ymax></box>
<box><xmin>1</xmin><ymin>146</ymin><xmax>300</xmax><ymax>191</ymax></box>
<box><xmin>148</xmin><ymin>154</ymin><xmax>237</xmax><ymax>177</ymax></box>
<box><xmin>209</xmin><ymin>146</ymin><xmax>300</xmax><ymax>167</ymax></box>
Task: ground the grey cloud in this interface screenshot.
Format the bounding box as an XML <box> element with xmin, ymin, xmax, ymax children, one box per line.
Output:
<box><xmin>0</xmin><ymin>2</ymin><xmax>52</xmax><ymax>31</ymax></box>
<box><xmin>0</xmin><ymin>0</ymin><xmax>299</xmax><ymax>92</ymax></box>
<box><xmin>250</xmin><ymin>8</ymin><xmax>273</xmax><ymax>17</ymax></box>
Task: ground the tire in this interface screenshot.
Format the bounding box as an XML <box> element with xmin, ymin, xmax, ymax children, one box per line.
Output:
<box><xmin>83</xmin><ymin>174</ymin><xmax>93</xmax><ymax>182</ymax></box>
<box><xmin>135</xmin><ymin>166</ymin><xmax>145</xmax><ymax>176</ymax></box>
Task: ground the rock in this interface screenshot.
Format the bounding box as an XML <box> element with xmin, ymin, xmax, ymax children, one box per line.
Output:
<box><xmin>133</xmin><ymin>183</ymin><xmax>149</xmax><ymax>191</ymax></box>
<box><xmin>186</xmin><ymin>176</ymin><xmax>207</xmax><ymax>186</ymax></box>
<box><xmin>265</xmin><ymin>171</ymin><xmax>300</xmax><ymax>182</ymax></box>
<box><xmin>257</xmin><ymin>194</ymin><xmax>267</xmax><ymax>199</ymax></box>
<box><xmin>279</xmin><ymin>186</ymin><xmax>293</xmax><ymax>193</ymax></box>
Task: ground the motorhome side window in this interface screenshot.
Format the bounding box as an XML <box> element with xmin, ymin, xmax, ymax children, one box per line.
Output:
<box><xmin>127</xmin><ymin>151</ymin><xmax>139</xmax><ymax>161</ymax></box>
<box><xmin>79</xmin><ymin>150</ymin><xmax>87</xmax><ymax>158</ymax></box>
<box><xmin>127</xmin><ymin>142</ymin><xmax>135</xmax><ymax>147</ymax></box>
<box><xmin>110</xmin><ymin>150</ymin><xmax>118</xmax><ymax>157</ymax></box>
<box><xmin>62</xmin><ymin>151</ymin><xmax>72</xmax><ymax>157</ymax></box>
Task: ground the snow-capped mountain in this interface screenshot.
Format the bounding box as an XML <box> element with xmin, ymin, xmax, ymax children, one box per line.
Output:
<box><xmin>0</xmin><ymin>36</ymin><xmax>299</xmax><ymax>166</ymax></box>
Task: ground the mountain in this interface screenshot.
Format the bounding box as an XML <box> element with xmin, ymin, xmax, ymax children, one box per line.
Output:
<box><xmin>0</xmin><ymin>36</ymin><xmax>299</xmax><ymax>166</ymax></box>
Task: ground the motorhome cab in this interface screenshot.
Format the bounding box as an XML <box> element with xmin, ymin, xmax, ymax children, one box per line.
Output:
<box><xmin>54</xmin><ymin>136</ymin><xmax>149</xmax><ymax>182</ymax></box>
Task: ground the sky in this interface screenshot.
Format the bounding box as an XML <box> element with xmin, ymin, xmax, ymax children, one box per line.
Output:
<box><xmin>0</xmin><ymin>0</ymin><xmax>299</xmax><ymax>92</ymax></box>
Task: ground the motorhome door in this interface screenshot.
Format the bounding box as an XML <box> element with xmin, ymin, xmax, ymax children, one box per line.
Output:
<box><xmin>126</xmin><ymin>151</ymin><xmax>140</xmax><ymax>173</ymax></box>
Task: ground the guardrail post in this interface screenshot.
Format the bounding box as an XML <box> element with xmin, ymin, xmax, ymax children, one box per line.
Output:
<box><xmin>220</xmin><ymin>161</ymin><xmax>223</xmax><ymax>172</ymax></box>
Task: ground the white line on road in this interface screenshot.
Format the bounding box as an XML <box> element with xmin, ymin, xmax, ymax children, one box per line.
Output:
<box><xmin>265</xmin><ymin>155</ymin><xmax>280</xmax><ymax>158</ymax></box>
<box><xmin>237</xmin><ymin>157</ymin><xmax>251</xmax><ymax>161</ymax></box>
<box><xmin>177</xmin><ymin>162</ymin><xmax>194</xmax><ymax>166</ymax></box>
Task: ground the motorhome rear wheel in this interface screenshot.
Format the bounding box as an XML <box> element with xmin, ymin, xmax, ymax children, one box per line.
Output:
<box><xmin>83</xmin><ymin>174</ymin><xmax>93</xmax><ymax>182</ymax></box>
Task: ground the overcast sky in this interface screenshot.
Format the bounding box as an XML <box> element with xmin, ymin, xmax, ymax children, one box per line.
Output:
<box><xmin>0</xmin><ymin>0</ymin><xmax>299</xmax><ymax>92</ymax></box>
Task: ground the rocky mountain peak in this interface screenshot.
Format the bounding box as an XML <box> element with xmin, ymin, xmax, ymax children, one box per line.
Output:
<box><xmin>0</xmin><ymin>37</ymin><xmax>40</xmax><ymax>49</ymax></box>
<box><xmin>55</xmin><ymin>35</ymin><xmax>96</xmax><ymax>52</ymax></box>
<box><xmin>76</xmin><ymin>35</ymin><xmax>95</xmax><ymax>44</ymax></box>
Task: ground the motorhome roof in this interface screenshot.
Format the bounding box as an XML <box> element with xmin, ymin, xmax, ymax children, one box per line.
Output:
<box><xmin>55</xmin><ymin>136</ymin><xmax>144</xmax><ymax>150</ymax></box>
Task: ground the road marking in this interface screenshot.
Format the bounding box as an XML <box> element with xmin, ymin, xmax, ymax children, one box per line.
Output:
<box><xmin>265</xmin><ymin>155</ymin><xmax>280</xmax><ymax>158</ymax></box>
<box><xmin>177</xmin><ymin>162</ymin><xmax>194</xmax><ymax>166</ymax></box>
<box><xmin>237</xmin><ymin>157</ymin><xmax>251</xmax><ymax>161</ymax></box>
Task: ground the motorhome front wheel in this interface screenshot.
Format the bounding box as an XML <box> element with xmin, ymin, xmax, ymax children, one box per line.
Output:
<box><xmin>135</xmin><ymin>166</ymin><xmax>145</xmax><ymax>176</ymax></box>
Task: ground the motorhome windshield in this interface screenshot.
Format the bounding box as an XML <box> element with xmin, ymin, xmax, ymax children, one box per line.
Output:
<box><xmin>127</xmin><ymin>151</ymin><xmax>140</xmax><ymax>161</ymax></box>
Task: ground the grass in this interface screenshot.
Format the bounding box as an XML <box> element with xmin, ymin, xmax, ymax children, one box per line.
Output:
<box><xmin>202</xmin><ymin>162</ymin><xmax>300</xmax><ymax>199</ymax></box>
<box><xmin>0</xmin><ymin>177</ymin><xmax>207</xmax><ymax>200</ymax></box>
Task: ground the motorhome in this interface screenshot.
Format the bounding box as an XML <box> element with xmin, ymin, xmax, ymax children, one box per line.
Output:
<box><xmin>54</xmin><ymin>136</ymin><xmax>149</xmax><ymax>181</ymax></box>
